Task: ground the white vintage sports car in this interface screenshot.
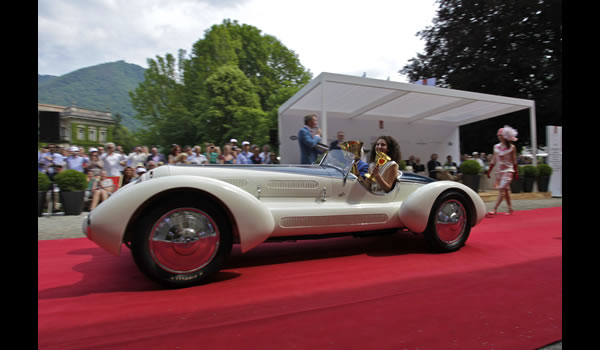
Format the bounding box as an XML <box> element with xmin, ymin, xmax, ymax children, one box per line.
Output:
<box><xmin>83</xmin><ymin>146</ymin><xmax>486</xmax><ymax>288</ymax></box>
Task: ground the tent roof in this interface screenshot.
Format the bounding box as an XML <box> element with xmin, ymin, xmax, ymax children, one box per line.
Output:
<box><xmin>279</xmin><ymin>72</ymin><xmax>534</xmax><ymax>126</ymax></box>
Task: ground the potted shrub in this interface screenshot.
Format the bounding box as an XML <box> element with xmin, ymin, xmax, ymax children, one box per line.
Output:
<box><xmin>510</xmin><ymin>166</ymin><xmax>524</xmax><ymax>193</ymax></box>
<box><xmin>53</xmin><ymin>169</ymin><xmax>87</xmax><ymax>215</ymax></box>
<box><xmin>537</xmin><ymin>163</ymin><xmax>553</xmax><ymax>192</ymax></box>
<box><xmin>38</xmin><ymin>171</ymin><xmax>52</xmax><ymax>217</ymax></box>
<box><xmin>459</xmin><ymin>159</ymin><xmax>482</xmax><ymax>193</ymax></box>
<box><xmin>522</xmin><ymin>165</ymin><xmax>537</xmax><ymax>192</ymax></box>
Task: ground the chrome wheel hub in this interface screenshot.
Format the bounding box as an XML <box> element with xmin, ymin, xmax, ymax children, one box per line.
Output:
<box><xmin>149</xmin><ymin>208</ymin><xmax>219</xmax><ymax>274</ymax></box>
<box><xmin>435</xmin><ymin>200</ymin><xmax>466</xmax><ymax>244</ymax></box>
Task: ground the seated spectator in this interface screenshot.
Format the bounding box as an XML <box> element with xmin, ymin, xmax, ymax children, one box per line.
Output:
<box><xmin>121</xmin><ymin>166</ymin><xmax>136</xmax><ymax>187</ymax></box>
<box><xmin>89</xmin><ymin>171</ymin><xmax>114</xmax><ymax>210</ymax></box>
<box><xmin>269</xmin><ymin>152</ymin><xmax>280</xmax><ymax>164</ymax></box>
<box><xmin>135</xmin><ymin>165</ymin><xmax>147</xmax><ymax>178</ymax></box>
<box><xmin>175</xmin><ymin>153</ymin><xmax>189</xmax><ymax>164</ymax></box>
<box><xmin>414</xmin><ymin>157</ymin><xmax>425</xmax><ymax>174</ymax></box>
<box><xmin>84</xmin><ymin>170</ymin><xmax>98</xmax><ymax>210</ymax></box>
<box><xmin>427</xmin><ymin>153</ymin><xmax>441</xmax><ymax>179</ymax></box>
<box><xmin>443</xmin><ymin>155</ymin><xmax>458</xmax><ymax>175</ymax></box>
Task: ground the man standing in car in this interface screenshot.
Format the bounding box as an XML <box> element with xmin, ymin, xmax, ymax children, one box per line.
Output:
<box><xmin>298</xmin><ymin>114</ymin><xmax>322</xmax><ymax>164</ymax></box>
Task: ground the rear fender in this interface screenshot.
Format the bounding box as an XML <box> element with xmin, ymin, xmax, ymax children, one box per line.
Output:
<box><xmin>398</xmin><ymin>181</ymin><xmax>485</xmax><ymax>233</ymax></box>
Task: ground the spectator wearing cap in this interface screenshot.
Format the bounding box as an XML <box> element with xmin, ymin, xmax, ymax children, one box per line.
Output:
<box><xmin>87</xmin><ymin>147</ymin><xmax>104</xmax><ymax>176</ymax></box>
<box><xmin>136</xmin><ymin>164</ymin><xmax>147</xmax><ymax>175</ymax></box>
<box><xmin>229</xmin><ymin>139</ymin><xmax>238</xmax><ymax>148</ymax></box>
<box><xmin>237</xmin><ymin>141</ymin><xmax>252</xmax><ymax>164</ymax></box>
<box><xmin>66</xmin><ymin>146</ymin><xmax>87</xmax><ymax>172</ymax></box>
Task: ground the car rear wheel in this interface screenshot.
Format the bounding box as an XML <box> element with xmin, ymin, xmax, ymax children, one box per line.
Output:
<box><xmin>424</xmin><ymin>190</ymin><xmax>471</xmax><ymax>252</ymax></box>
<box><xmin>131</xmin><ymin>197</ymin><xmax>232</xmax><ymax>288</ymax></box>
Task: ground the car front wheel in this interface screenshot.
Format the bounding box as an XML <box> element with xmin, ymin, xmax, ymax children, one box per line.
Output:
<box><xmin>424</xmin><ymin>191</ymin><xmax>471</xmax><ymax>253</ymax></box>
<box><xmin>131</xmin><ymin>197</ymin><xmax>232</xmax><ymax>288</ymax></box>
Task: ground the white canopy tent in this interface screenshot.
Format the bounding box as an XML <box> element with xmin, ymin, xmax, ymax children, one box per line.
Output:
<box><xmin>278</xmin><ymin>72</ymin><xmax>536</xmax><ymax>166</ymax></box>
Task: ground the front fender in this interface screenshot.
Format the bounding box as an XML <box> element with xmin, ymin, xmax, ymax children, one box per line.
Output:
<box><xmin>87</xmin><ymin>175</ymin><xmax>275</xmax><ymax>256</ymax></box>
<box><xmin>398</xmin><ymin>181</ymin><xmax>486</xmax><ymax>233</ymax></box>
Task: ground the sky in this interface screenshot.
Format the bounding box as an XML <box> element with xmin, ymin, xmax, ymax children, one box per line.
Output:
<box><xmin>38</xmin><ymin>0</ymin><xmax>438</xmax><ymax>82</ymax></box>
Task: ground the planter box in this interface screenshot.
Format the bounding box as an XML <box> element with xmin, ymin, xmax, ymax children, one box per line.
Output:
<box><xmin>462</xmin><ymin>174</ymin><xmax>480</xmax><ymax>193</ymax></box>
<box><xmin>537</xmin><ymin>176</ymin><xmax>550</xmax><ymax>192</ymax></box>
<box><xmin>38</xmin><ymin>191</ymin><xmax>47</xmax><ymax>217</ymax></box>
<box><xmin>523</xmin><ymin>177</ymin><xmax>535</xmax><ymax>193</ymax></box>
<box><xmin>60</xmin><ymin>191</ymin><xmax>85</xmax><ymax>215</ymax></box>
<box><xmin>510</xmin><ymin>177</ymin><xmax>522</xmax><ymax>193</ymax></box>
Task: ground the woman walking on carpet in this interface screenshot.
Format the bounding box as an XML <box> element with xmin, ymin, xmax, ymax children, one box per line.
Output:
<box><xmin>486</xmin><ymin>125</ymin><xmax>519</xmax><ymax>216</ymax></box>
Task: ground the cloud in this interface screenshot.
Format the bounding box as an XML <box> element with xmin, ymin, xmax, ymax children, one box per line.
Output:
<box><xmin>38</xmin><ymin>0</ymin><xmax>437</xmax><ymax>81</ymax></box>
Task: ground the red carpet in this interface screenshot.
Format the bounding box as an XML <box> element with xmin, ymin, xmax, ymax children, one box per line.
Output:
<box><xmin>39</xmin><ymin>207</ymin><xmax>562</xmax><ymax>349</ymax></box>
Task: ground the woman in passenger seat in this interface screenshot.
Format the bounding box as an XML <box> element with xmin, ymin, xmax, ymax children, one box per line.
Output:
<box><xmin>361</xmin><ymin>136</ymin><xmax>400</xmax><ymax>193</ymax></box>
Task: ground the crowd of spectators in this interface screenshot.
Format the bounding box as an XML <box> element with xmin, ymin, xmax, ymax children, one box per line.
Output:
<box><xmin>38</xmin><ymin>140</ymin><xmax>541</xmax><ymax>199</ymax></box>
<box><xmin>404</xmin><ymin>150</ymin><xmax>536</xmax><ymax>181</ymax></box>
<box><xmin>38</xmin><ymin>138</ymin><xmax>280</xmax><ymax>183</ymax></box>
<box><xmin>38</xmin><ymin>139</ymin><xmax>281</xmax><ymax>211</ymax></box>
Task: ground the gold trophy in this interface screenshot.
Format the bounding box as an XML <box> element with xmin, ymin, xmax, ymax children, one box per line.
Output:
<box><xmin>340</xmin><ymin>141</ymin><xmax>363</xmax><ymax>177</ymax></box>
<box><xmin>364</xmin><ymin>151</ymin><xmax>391</xmax><ymax>182</ymax></box>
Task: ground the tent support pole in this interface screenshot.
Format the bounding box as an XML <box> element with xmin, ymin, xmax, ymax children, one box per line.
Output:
<box><xmin>529</xmin><ymin>104</ymin><xmax>538</xmax><ymax>191</ymax></box>
<box><xmin>320</xmin><ymin>80</ymin><xmax>327</xmax><ymax>147</ymax></box>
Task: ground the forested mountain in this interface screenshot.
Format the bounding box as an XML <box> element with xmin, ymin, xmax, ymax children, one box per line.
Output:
<box><xmin>38</xmin><ymin>60</ymin><xmax>146</xmax><ymax>131</ymax></box>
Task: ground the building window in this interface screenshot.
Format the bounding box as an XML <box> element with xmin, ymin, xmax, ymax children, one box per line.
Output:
<box><xmin>88</xmin><ymin>127</ymin><xmax>97</xmax><ymax>141</ymax></box>
<box><xmin>78</xmin><ymin>127</ymin><xmax>85</xmax><ymax>140</ymax></box>
<box><xmin>99</xmin><ymin>128</ymin><xmax>107</xmax><ymax>142</ymax></box>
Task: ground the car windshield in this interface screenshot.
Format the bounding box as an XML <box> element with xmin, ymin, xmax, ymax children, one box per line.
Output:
<box><xmin>319</xmin><ymin>149</ymin><xmax>355</xmax><ymax>175</ymax></box>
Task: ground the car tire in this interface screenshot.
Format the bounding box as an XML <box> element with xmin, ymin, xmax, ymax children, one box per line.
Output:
<box><xmin>424</xmin><ymin>190</ymin><xmax>471</xmax><ymax>253</ymax></box>
<box><xmin>131</xmin><ymin>197</ymin><xmax>232</xmax><ymax>288</ymax></box>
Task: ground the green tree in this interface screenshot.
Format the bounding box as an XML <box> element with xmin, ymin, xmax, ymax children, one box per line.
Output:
<box><xmin>195</xmin><ymin>65</ymin><xmax>268</xmax><ymax>146</ymax></box>
<box><xmin>400</xmin><ymin>0</ymin><xmax>561</xmax><ymax>152</ymax></box>
<box><xmin>185</xmin><ymin>19</ymin><xmax>312</xmax><ymax>143</ymax></box>
<box><xmin>130</xmin><ymin>19</ymin><xmax>312</xmax><ymax>149</ymax></box>
<box><xmin>129</xmin><ymin>52</ymin><xmax>194</xmax><ymax>149</ymax></box>
<box><xmin>111</xmin><ymin>113</ymin><xmax>138</xmax><ymax>151</ymax></box>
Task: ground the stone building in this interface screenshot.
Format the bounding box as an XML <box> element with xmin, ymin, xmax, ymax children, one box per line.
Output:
<box><xmin>38</xmin><ymin>103</ymin><xmax>115</xmax><ymax>147</ymax></box>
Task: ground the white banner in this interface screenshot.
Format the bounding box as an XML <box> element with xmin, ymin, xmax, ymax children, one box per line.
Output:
<box><xmin>546</xmin><ymin>126</ymin><xmax>562</xmax><ymax>197</ymax></box>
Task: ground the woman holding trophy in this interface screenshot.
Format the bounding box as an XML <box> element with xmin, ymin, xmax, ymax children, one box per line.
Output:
<box><xmin>360</xmin><ymin>136</ymin><xmax>401</xmax><ymax>193</ymax></box>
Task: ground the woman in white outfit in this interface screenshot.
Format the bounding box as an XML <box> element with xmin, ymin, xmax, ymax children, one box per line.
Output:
<box><xmin>486</xmin><ymin>126</ymin><xmax>519</xmax><ymax>215</ymax></box>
